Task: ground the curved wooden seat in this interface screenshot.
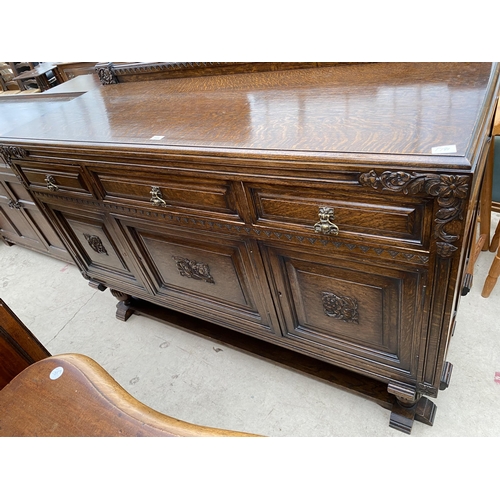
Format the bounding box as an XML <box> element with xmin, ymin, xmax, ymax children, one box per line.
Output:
<box><xmin>0</xmin><ymin>298</ymin><xmax>258</xmax><ymax>437</ymax></box>
<box><xmin>0</xmin><ymin>353</ymin><xmax>258</xmax><ymax>437</ymax></box>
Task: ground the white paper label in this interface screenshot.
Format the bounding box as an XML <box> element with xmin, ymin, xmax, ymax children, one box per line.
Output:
<box><xmin>150</xmin><ymin>135</ymin><xmax>165</xmax><ymax>140</ymax></box>
<box><xmin>431</xmin><ymin>145</ymin><xmax>457</xmax><ymax>154</ymax></box>
<box><xmin>50</xmin><ymin>367</ymin><xmax>64</xmax><ymax>380</ymax></box>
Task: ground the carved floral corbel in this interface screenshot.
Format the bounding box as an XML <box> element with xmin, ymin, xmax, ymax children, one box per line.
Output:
<box><xmin>96</xmin><ymin>63</ymin><xmax>118</xmax><ymax>85</ymax></box>
<box><xmin>359</xmin><ymin>170</ymin><xmax>469</xmax><ymax>258</ymax></box>
<box><xmin>0</xmin><ymin>146</ymin><xmax>30</xmax><ymax>187</ymax></box>
<box><xmin>0</xmin><ymin>145</ymin><xmax>30</xmax><ymax>166</ymax></box>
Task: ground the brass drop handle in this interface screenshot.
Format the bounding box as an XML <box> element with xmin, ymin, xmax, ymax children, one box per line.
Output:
<box><xmin>8</xmin><ymin>199</ymin><xmax>22</xmax><ymax>210</ymax></box>
<box><xmin>150</xmin><ymin>186</ymin><xmax>167</xmax><ymax>207</ymax></box>
<box><xmin>314</xmin><ymin>207</ymin><xmax>339</xmax><ymax>235</ymax></box>
<box><xmin>45</xmin><ymin>175</ymin><xmax>59</xmax><ymax>191</ymax></box>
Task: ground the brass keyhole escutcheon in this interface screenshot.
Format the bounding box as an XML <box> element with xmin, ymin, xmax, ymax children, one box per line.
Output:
<box><xmin>314</xmin><ymin>207</ymin><xmax>339</xmax><ymax>235</ymax></box>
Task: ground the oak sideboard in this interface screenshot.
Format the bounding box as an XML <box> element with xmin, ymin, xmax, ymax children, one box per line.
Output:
<box><xmin>1</xmin><ymin>62</ymin><xmax>498</xmax><ymax>433</ymax></box>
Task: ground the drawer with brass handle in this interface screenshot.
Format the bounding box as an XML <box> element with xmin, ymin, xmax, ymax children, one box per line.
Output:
<box><xmin>89</xmin><ymin>166</ymin><xmax>244</xmax><ymax>222</ymax></box>
<box><xmin>14</xmin><ymin>160</ymin><xmax>92</xmax><ymax>196</ymax></box>
<box><xmin>245</xmin><ymin>182</ymin><xmax>433</xmax><ymax>249</ymax></box>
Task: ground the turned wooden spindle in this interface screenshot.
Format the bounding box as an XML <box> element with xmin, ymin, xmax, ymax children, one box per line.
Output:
<box><xmin>482</xmin><ymin>252</ymin><xmax>500</xmax><ymax>297</ymax></box>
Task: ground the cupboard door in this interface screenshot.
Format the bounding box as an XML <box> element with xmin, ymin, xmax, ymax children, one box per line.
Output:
<box><xmin>0</xmin><ymin>179</ymin><xmax>47</xmax><ymax>253</ymax></box>
<box><xmin>116</xmin><ymin>216</ymin><xmax>281</xmax><ymax>339</ymax></box>
<box><xmin>45</xmin><ymin>203</ymin><xmax>149</xmax><ymax>295</ymax></box>
<box><xmin>262</xmin><ymin>243</ymin><xmax>427</xmax><ymax>382</ymax></box>
<box><xmin>0</xmin><ymin>169</ymin><xmax>70</xmax><ymax>261</ymax></box>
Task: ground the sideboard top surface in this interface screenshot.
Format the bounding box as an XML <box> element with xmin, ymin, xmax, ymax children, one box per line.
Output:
<box><xmin>2</xmin><ymin>62</ymin><xmax>498</xmax><ymax>167</ymax></box>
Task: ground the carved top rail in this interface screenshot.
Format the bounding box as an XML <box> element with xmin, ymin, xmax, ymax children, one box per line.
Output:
<box><xmin>94</xmin><ymin>62</ymin><xmax>362</xmax><ymax>85</ymax></box>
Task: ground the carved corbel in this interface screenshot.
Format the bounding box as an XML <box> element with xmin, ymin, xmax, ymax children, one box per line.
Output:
<box><xmin>96</xmin><ymin>63</ymin><xmax>118</xmax><ymax>85</ymax></box>
<box><xmin>359</xmin><ymin>170</ymin><xmax>469</xmax><ymax>258</ymax></box>
<box><xmin>0</xmin><ymin>146</ymin><xmax>30</xmax><ymax>188</ymax></box>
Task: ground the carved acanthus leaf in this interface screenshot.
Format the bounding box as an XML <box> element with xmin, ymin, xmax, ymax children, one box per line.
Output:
<box><xmin>0</xmin><ymin>146</ymin><xmax>29</xmax><ymax>166</ymax></box>
<box><xmin>96</xmin><ymin>63</ymin><xmax>118</xmax><ymax>85</ymax></box>
<box><xmin>359</xmin><ymin>170</ymin><xmax>469</xmax><ymax>258</ymax></box>
<box><xmin>84</xmin><ymin>234</ymin><xmax>108</xmax><ymax>255</ymax></box>
<box><xmin>172</xmin><ymin>256</ymin><xmax>215</xmax><ymax>284</ymax></box>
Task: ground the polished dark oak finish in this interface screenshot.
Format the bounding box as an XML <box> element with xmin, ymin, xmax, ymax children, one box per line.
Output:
<box><xmin>1</xmin><ymin>63</ymin><xmax>499</xmax><ymax>433</ymax></box>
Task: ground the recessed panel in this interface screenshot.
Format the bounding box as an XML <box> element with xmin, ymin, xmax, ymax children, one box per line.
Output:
<box><xmin>136</xmin><ymin>230</ymin><xmax>251</xmax><ymax>308</ymax></box>
<box><xmin>264</xmin><ymin>244</ymin><xmax>424</xmax><ymax>374</ymax></box>
<box><xmin>118</xmin><ymin>218</ymin><xmax>281</xmax><ymax>337</ymax></box>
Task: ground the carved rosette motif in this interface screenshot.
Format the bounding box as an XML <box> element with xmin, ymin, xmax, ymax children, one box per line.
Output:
<box><xmin>83</xmin><ymin>234</ymin><xmax>108</xmax><ymax>255</ymax></box>
<box><xmin>359</xmin><ymin>170</ymin><xmax>469</xmax><ymax>258</ymax></box>
<box><xmin>322</xmin><ymin>292</ymin><xmax>359</xmax><ymax>324</ymax></box>
<box><xmin>172</xmin><ymin>256</ymin><xmax>215</xmax><ymax>284</ymax></box>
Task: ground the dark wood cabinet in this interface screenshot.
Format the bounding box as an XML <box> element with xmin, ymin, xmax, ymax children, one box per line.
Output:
<box><xmin>0</xmin><ymin>97</ymin><xmax>76</xmax><ymax>262</ymax></box>
<box><xmin>1</xmin><ymin>62</ymin><xmax>498</xmax><ymax>433</ymax></box>
<box><xmin>0</xmin><ymin>158</ymin><xmax>70</xmax><ymax>261</ymax></box>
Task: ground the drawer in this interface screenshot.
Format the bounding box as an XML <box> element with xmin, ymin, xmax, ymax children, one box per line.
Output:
<box><xmin>90</xmin><ymin>167</ymin><xmax>242</xmax><ymax>220</ymax></box>
<box><xmin>14</xmin><ymin>160</ymin><xmax>91</xmax><ymax>196</ymax></box>
<box><xmin>246</xmin><ymin>183</ymin><xmax>432</xmax><ymax>247</ymax></box>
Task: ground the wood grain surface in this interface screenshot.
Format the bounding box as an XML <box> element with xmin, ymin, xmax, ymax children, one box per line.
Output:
<box><xmin>2</xmin><ymin>63</ymin><xmax>495</xmax><ymax>159</ymax></box>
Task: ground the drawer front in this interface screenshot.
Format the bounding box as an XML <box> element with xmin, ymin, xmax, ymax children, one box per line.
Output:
<box><xmin>115</xmin><ymin>216</ymin><xmax>281</xmax><ymax>338</ymax></box>
<box><xmin>14</xmin><ymin>160</ymin><xmax>91</xmax><ymax>196</ymax></box>
<box><xmin>90</xmin><ymin>167</ymin><xmax>242</xmax><ymax>221</ymax></box>
<box><xmin>262</xmin><ymin>243</ymin><xmax>426</xmax><ymax>380</ymax></box>
<box><xmin>246</xmin><ymin>183</ymin><xmax>432</xmax><ymax>248</ymax></box>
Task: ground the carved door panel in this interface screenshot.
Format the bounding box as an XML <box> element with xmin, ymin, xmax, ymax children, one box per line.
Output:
<box><xmin>43</xmin><ymin>202</ymin><xmax>150</xmax><ymax>295</ymax></box>
<box><xmin>262</xmin><ymin>243</ymin><xmax>427</xmax><ymax>383</ymax></box>
<box><xmin>0</xmin><ymin>176</ymin><xmax>47</xmax><ymax>253</ymax></box>
<box><xmin>115</xmin><ymin>215</ymin><xmax>281</xmax><ymax>339</ymax></box>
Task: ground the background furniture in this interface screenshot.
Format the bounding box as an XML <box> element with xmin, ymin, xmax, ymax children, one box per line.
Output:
<box><xmin>0</xmin><ymin>299</ymin><xmax>255</xmax><ymax>436</ymax></box>
<box><xmin>7</xmin><ymin>62</ymin><xmax>39</xmax><ymax>90</ymax></box>
<box><xmin>482</xmin><ymin>99</ymin><xmax>500</xmax><ymax>297</ymax></box>
<box><xmin>12</xmin><ymin>62</ymin><xmax>64</xmax><ymax>92</ymax></box>
<box><xmin>1</xmin><ymin>63</ymin><xmax>498</xmax><ymax>434</ymax></box>
<box><xmin>0</xmin><ymin>298</ymin><xmax>50</xmax><ymax>390</ymax></box>
<box><xmin>56</xmin><ymin>62</ymin><xmax>99</xmax><ymax>81</ymax></box>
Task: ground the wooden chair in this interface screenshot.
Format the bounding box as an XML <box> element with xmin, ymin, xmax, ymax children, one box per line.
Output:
<box><xmin>482</xmin><ymin>98</ymin><xmax>500</xmax><ymax>298</ymax></box>
<box><xmin>0</xmin><ymin>299</ymin><xmax>258</xmax><ymax>437</ymax></box>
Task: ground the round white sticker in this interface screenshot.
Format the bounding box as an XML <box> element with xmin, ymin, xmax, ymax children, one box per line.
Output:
<box><xmin>49</xmin><ymin>367</ymin><xmax>64</xmax><ymax>380</ymax></box>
